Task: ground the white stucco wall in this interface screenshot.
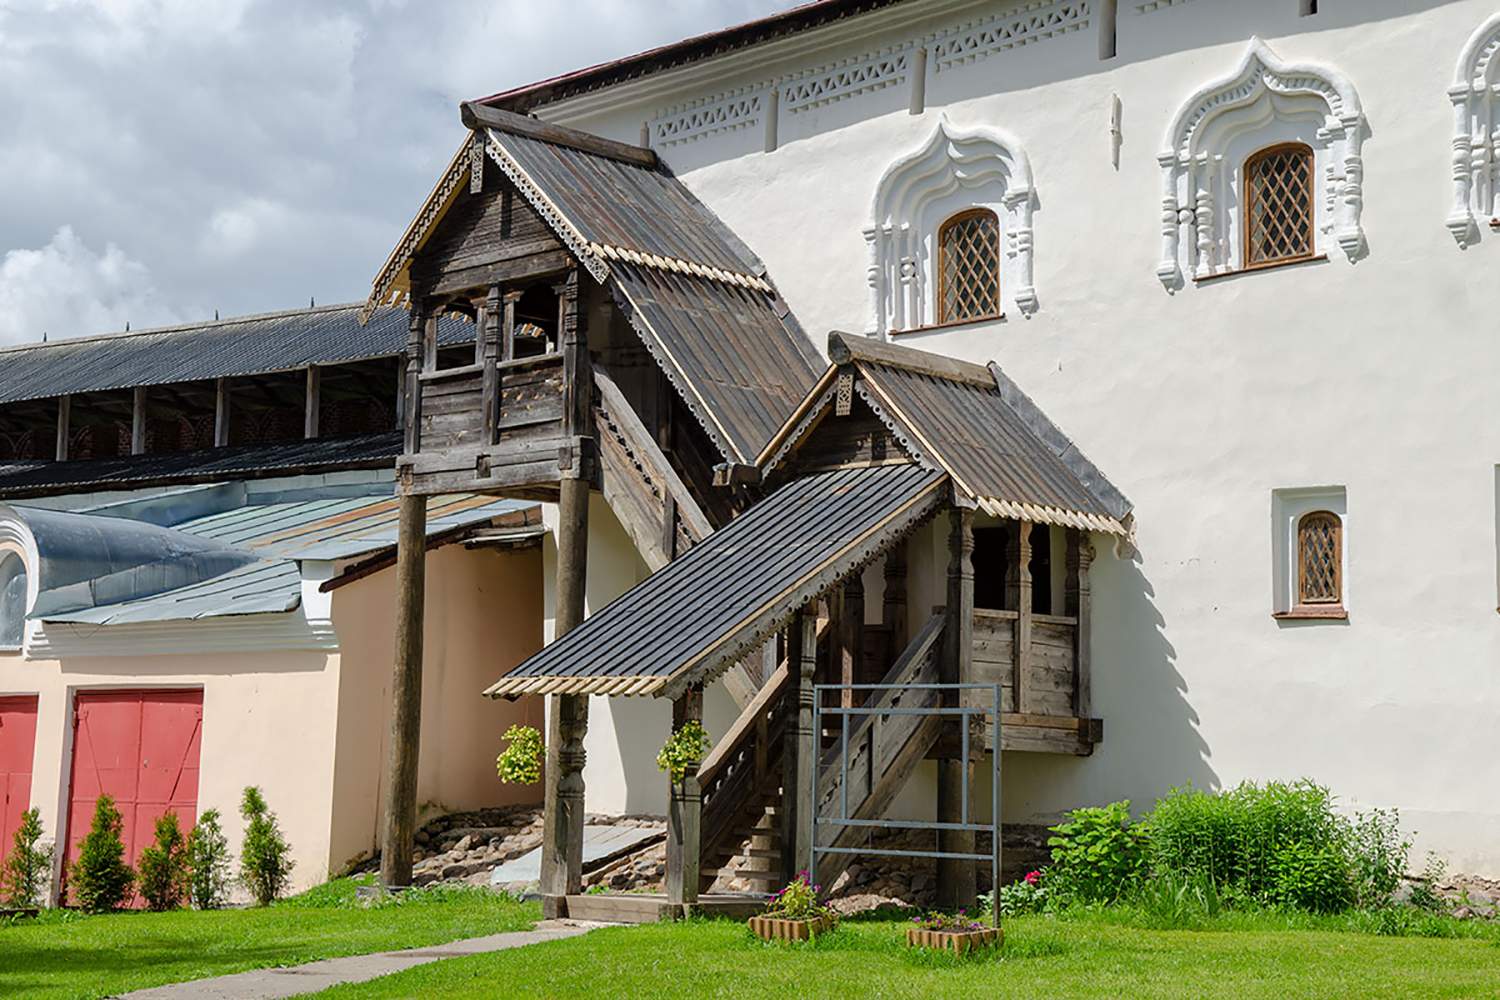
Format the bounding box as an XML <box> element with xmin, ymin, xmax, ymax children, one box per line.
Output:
<box><xmin>541</xmin><ymin>0</ymin><xmax>1500</xmax><ymax>873</ymax></box>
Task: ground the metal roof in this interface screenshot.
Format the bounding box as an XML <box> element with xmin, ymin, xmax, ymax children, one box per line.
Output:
<box><xmin>40</xmin><ymin>560</ymin><xmax>303</xmax><ymax>625</ymax></box>
<box><xmin>0</xmin><ymin>304</ymin><xmax>473</xmax><ymax>406</ymax></box>
<box><xmin>486</xmin><ymin>463</ymin><xmax>945</xmax><ymax>699</ymax></box>
<box><xmin>0</xmin><ymin>432</ymin><xmax>401</xmax><ymax>500</ymax></box>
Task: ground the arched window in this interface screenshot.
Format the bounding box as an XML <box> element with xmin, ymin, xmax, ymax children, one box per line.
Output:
<box><xmin>1244</xmin><ymin>143</ymin><xmax>1316</xmax><ymax>268</ymax></box>
<box><xmin>937</xmin><ymin>209</ymin><xmax>1001</xmax><ymax>325</ymax></box>
<box><xmin>0</xmin><ymin>552</ymin><xmax>27</xmax><ymax>649</ymax></box>
<box><xmin>1296</xmin><ymin>511</ymin><xmax>1342</xmax><ymax>608</ymax></box>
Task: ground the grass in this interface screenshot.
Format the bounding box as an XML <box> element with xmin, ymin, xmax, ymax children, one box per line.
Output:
<box><xmin>0</xmin><ymin>876</ymin><xmax>538</xmax><ymax>1000</ymax></box>
<box><xmin>312</xmin><ymin>908</ymin><xmax>1500</xmax><ymax>1000</ymax></box>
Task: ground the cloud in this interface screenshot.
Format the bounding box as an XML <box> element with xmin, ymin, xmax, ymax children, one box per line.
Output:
<box><xmin>0</xmin><ymin>226</ymin><xmax>183</xmax><ymax>345</ymax></box>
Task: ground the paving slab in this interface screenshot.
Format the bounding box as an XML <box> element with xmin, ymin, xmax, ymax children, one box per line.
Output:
<box><xmin>113</xmin><ymin>919</ymin><xmax>602</xmax><ymax>999</ymax></box>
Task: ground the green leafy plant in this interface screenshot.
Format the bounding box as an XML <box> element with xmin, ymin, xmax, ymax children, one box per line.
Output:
<box><xmin>68</xmin><ymin>795</ymin><xmax>134</xmax><ymax>912</ymax></box>
<box><xmin>656</xmin><ymin>720</ymin><xmax>711</xmax><ymax>783</ymax></box>
<box><xmin>764</xmin><ymin>871</ymin><xmax>832</xmax><ymax>921</ymax></box>
<box><xmin>982</xmin><ymin>869</ymin><xmax>1049</xmax><ymax>917</ymax></box>
<box><xmin>1046</xmin><ymin>800</ymin><xmax>1146</xmax><ymax>904</ymax></box>
<box><xmin>1269</xmin><ymin>841</ymin><xmax>1353</xmax><ymax>914</ymax></box>
<box><xmin>2</xmin><ymin>807</ymin><xmax>53</xmax><ymax>908</ymax></box>
<box><xmin>1346</xmin><ymin>808</ymin><xmax>1409</xmax><ymax>909</ymax></box>
<box><xmin>137</xmin><ymin>812</ymin><xmax>191</xmax><ymax>911</ymax></box>
<box><xmin>240</xmin><ymin>786</ymin><xmax>294</xmax><ymax>906</ymax></box>
<box><xmin>1131</xmin><ymin>870</ymin><xmax>1224</xmax><ymax>929</ymax></box>
<box><xmin>495</xmin><ymin>724</ymin><xmax>543</xmax><ymax>785</ymax></box>
<box><xmin>187</xmin><ymin>808</ymin><xmax>232</xmax><ymax>910</ymax></box>
<box><xmin>1409</xmin><ymin>852</ymin><xmax>1448</xmax><ymax>912</ymax></box>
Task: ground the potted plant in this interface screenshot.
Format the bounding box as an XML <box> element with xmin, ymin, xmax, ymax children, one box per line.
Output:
<box><xmin>906</xmin><ymin>910</ymin><xmax>1002</xmax><ymax>954</ymax></box>
<box><xmin>496</xmin><ymin>724</ymin><xmax>543</xmax><ymax>785</ymax></box>
<box><xmin>748</xmin><ymin>871</ymin><xmax>836</xmax><ymax>941</ymax></box>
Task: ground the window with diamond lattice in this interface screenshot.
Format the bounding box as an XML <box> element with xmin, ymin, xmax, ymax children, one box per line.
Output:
<box><xmin>938</xmin><ymin>209</ymin><xmax>1001</xmax><ymax>324</ymax></box>
<box><xmin>1296</xmin><ymin>511</ymin><xmax>1342</xmax><ymax>607</ymax></box>
<box><xmin>1245</xmin><ymin>144</ymin><xmax>1315</xmax><ymax>267</ymax></box>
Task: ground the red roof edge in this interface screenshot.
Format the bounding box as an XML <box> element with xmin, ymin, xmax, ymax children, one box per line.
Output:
<box><xmin>472</xmin><ymin>0</ymin><xmax>912</xmax><ymax>113</ymax></box>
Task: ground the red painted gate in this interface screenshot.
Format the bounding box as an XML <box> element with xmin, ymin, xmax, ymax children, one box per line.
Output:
<box><xmin>0</xmin><ymin>695</ymin><xmax>39</xmax><ymax>869</ymax></box>
<box><xmin>64</xmin><ymin>690</ymin><xmax>203</xmax><ymax>904</ymax></box>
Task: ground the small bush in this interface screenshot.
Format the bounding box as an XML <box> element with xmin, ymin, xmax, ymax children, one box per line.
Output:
<box><xmin>983</xmin><ymin>869</ymin><xmax>1049</xmax><ymax>916</ymax></box>
<box><xmin>1046</xmin><ymin>800</ymin><xmax>1146</xmax><ymax>904</ymax></box>
<box><xmin>1408</xmin><ymin>852</ymin><xmax>1447</xmax><ymax>912</ymax></box>
<box><xmin>187</xmin><ymin>808</ymin><xmax>232</xmax><ymax>910</ymax></box>
<box><xmin>239</xmin><ymin>786</ymin><xmax>294</xmax><ymax>906</ymax></box>
<box><xmin>2</xmin><ymin>807</ymin><xmax>53</xmax><ymax>908</ymax></box>
<box><xmin>137</xmin><ymin>812</ymin><xmax>191</xmax><ymax>911</ymax></box>
<box><xmin>1269</xmin><ymin>841</ymin><xmax>1353</xmax><ymax>914</ymax></box>
<box><xmin>496</xmin><ymin>724</ymin><xmax>543</xmax><ymax>785</ymax></box>
<box><xmin>68</xmin><ymin>795</ymin><xmax>134</xmax><ymax>912</ymax></box>
<box><xmin>1346</xmin><ymin>808</ymin><xmax>1409</xmax><ymax>909</ymax></box>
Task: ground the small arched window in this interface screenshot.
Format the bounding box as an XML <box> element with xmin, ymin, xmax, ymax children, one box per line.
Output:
<box><xmin>0</xmin><ymin>553</ymin><xmax>27</xmax><ymax>649</ymax></box>
<box><xmin>937</xmin><ymin>209</ymin><xmax>1001</xmax><ymax>324</ymax></box>
<box><xmin>1296</xmin><ymin>511</ymin><xmax>1342</xmax><ymax>608</ymax></box>
<box><xmin>1244</xmin><ymin>143</ymin><xmax>1316</xmax><ymax>268</ymax></box>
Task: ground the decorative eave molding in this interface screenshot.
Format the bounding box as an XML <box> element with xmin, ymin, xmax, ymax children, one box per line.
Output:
<box><xmin>1446</xmin><ymin>13</ymin><xmax>1500</xmax><ymax>247</ymax></box>
<box><xmin>1157</xmin><ymin>37</ymin><xmax>1367</xmax><ymax>286</ymax></box>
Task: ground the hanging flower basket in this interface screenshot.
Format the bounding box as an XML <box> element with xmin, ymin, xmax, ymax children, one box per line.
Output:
<box><xmin>906</xmin><ymin>912</ymin><xmax>1002</xmax><ymax>954</ymax></box>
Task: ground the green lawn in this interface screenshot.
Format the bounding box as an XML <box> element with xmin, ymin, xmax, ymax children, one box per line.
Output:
<box><xmin>313</xmin><ymin>910</ymin><xmax>1500</xmax><ymax>1000</ymax></box>
<box><xmin>0</xmin><ymin>878</ymin><xmax>538</xmax><ymax>1000</ymax></box>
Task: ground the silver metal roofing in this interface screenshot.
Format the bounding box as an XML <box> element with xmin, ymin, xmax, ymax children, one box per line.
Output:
<box><xmin>0</xmin><ymin>304</ymin><xmax>473</xmax><ymax>406</ymax></box>
<box><xmin>487</xmin><ymin>463</ymin><xmax>946</xmax><ymax>699</ymax></box>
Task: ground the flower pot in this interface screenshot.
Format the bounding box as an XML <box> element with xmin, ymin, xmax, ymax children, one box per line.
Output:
<box><xmin>906</xmin><ymin>925</ymin><xmax>1002</xmax><ymax>954</ymax></box>
<box><xmin>748</xmin><ymin>913</ymin><xmax>836</xmax><ymax>941</ymax></box>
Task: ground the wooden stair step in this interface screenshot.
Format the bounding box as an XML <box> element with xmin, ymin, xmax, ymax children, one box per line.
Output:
<box><xmin>702</xmin><ymin>868</ymin><xmax>780</xmax><ymax>882</ymax></box>
<box><xmin>741</xmin><ymin>848</ymin><xmax>781</xmax><ymax>860</ymax></box>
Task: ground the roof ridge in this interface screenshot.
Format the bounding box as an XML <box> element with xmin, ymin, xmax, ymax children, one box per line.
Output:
<box><xmin>827</xmin><ymin>330</ymin><xmax>993</xmax><ymax>387</ymax></box>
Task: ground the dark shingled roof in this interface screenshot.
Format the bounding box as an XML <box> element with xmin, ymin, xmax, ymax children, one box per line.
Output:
<box><xmin>0</xmin><ymin>432</ymin><xmax>400</xmax><ymax>500</ymax></box>
<box><xmin>487</xmin><ymin>463</ymin><xmax>946</xmax><ymax>699</ymax></box>
<box><xmin>0</xmin><ymin>304</ymin><xmax>473</xmax><ymax>406</ymax></box>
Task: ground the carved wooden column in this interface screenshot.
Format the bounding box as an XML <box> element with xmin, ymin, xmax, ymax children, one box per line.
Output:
<box><xmin>783</xmin><ymin>608</ymin><xmax>818</xmax><ymax>883</ymax></box>
<box><xmin>937</xmin><ymin>505</ymin><xmax>977</xmax><ymax>911</ymax></box>
<box><xmin>214</xmin><ymin>379</ymin><xmax>231</xmax><ymax>448</ymax></box>
<box><xmin>401</xmin><ymin>305</ymin><xmax>425</xmax><ymax>456</ymax></box>
<box><xmin>883</xmin><ymin>540</ymin><xmax>908</xmax><ymax>657</ymax></box>
<box><xmin>304</xmin><ymin>366</ymin><xmax>321</xmax><ymax>439</ymax></box>
<box><xmin>481</xmin><ymin>285</ymin><xmax>502</xmax><ymax>444</ymax></box>
<box><xmin>379</xmin><ymin>493</ymin><xmax>426</xmax><ymax>887</ymax></box>
<box><xmin>131</xmin><ymin>387</ymin><xmax>147</xmax><ymax>455</ymax></box>
<box><xmin>1065</xmin><ymin>531</ymin><xmax>1095</xmax><ymax>719</ymax></box>
<box><xmin>666</xmin><ymin>685</ymin><xmax>703</xmax><ymax>911</ymax></box>
<box><xmin>54</xmin><ymin>396</ymin><xmax>70</xmax><ymax>462</ymax></box>
<box><xmin>1014</xmin><ymin>521</ymin><xmax>1033</xmax><ymax>714</ymax></box>
<box><xmin>840</xmin><ymin>576</ymin><xmax>865</xmax><ymax>704</ymax></box>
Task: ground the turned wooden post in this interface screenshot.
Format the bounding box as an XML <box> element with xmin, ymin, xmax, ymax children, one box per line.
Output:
<box><xmin>481</xmin><ymin>286</ymin><xmax>503</xmax><ymax>444</ymax></box>
<box><xmin>937</xmin><ymin>505</ymin><xmax>977</xmax><ymax>911</ymax></box>
<box><xmin>379</xmin><ymin>493</ymin><xmax>427</xmax><ymax>887</ymax></box>
<box><xmin>1066</xmin><ymin>531</ymin><xmax>1095</xmax><ymax>719</ymax></box>
<box><xmin>214</xmin><ymin>378</ymin><xmax>231</xmax><ymax>447</ymax></box>
<box><xmin>883</xmin><ymin>539</ymin><xmax>908</xmax><ymax>656</ymax></box>
<box><xmin>54</xmin><ymin>396</ymin><xmax>70</xmax><ymax>461</ymax></box>
<box><xmin>1014</xmin><ymin>521</ymin><xmax>1034</xmax><ymax>714</ymax></box>
<box><xmin>304</xmin><ymin>366</ymin><xmax>321</xmax><ymax>439</ymax></box>
<box><xmin>666</xmin><ymin>685</ymin><xmax>704</xmax><ymax>910</ymax></box>
<box><xmin>837</xmin><ymin>576</ymin><xmax>865</xmax><ymax>707</ymax></box>
<box><xmin>783</xmin><ymin>608</ymin><xmax>818</xmax><ymax>883</ymax></box>
<box><xmin>401</xmin><ymin>306</ymin><xmax>424</xmax><ymax>456</ymax></box>
<box><xmin>131</xmin><ymin>386</ymin><xmax>147</xmax><ymax>455</ymax></box>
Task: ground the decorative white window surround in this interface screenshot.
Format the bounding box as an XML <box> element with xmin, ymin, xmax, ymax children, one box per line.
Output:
<box><xmin>864</xmin><ymin>117</ymin><xmax>1037</xmax><ymax>335</ymax></box>
<box><xmin>1157</xmin><ymin>38</ymin><xmax>1366</xmax><ymax>288</ymax></box>
<box><xmin>929</xmin><ymin>0</ymin><xmax>1092</xmax><ymax>72</ymax></box>
<box><xmin>1271</xmin><ymin>486</ymin><xmax>1347</xmax><ymax>619</ymax></box>
<box><xmin>1136</xmin><ymin>0</ymin><xmax>1192</xmax><ymax>13</ymax></box>
<box><xmin>781</xmin><ymin>44</ymin><xmax>912</xmax><ymax>114</ymax></box>
<box><xmin>650</xmin><ymin>87</ymin><xmax>765</xmax><ymax>148</ymax></box>
<box><xmin>1447</xmin><ymin>13</ymin><xmax>1500</xmax><ymax>247</ymax></box>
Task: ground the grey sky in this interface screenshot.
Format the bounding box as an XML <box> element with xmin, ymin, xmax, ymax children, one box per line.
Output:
<box><xmin>0</xmin><ymin>0</ymin><xmax>787</xmax><ymax>345</ymax></box>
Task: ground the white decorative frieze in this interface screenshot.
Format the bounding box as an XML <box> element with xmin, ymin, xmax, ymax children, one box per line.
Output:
<box><xmin>1447</xmin><ymin>12</ymin><xmax>1500</xmax><ymax>247</ymax></box>
<box><xmin>865</xmin><ymin>116</ymin><xmax>1037</xmax><ymax>334</ymax></box>
<box><xmin>1135</xmin><ymin>0</ymin><xmax>1192</xmax><ymax>14</ymax></box>
<box><xmin>930</xmin><ymin>0</ymin><xmax>1092</xmax><ymax>72</ymax></box>
<box><xmin>650</xmin><ymin>87</ymin><xmax>765</xmax><ymax>147</ymax></box>
<box><xmin>782</xmin><ymin>44</ymin><xmax>912</xmax><ymax>114</ymax></box>
<box><xmin>1157</xmin><ymin>37</ymin><xmax>1366</xmax><ymax>287</ymax></box>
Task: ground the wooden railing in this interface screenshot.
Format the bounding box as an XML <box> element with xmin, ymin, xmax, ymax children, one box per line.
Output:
<box><xmin>697</xmin><ymin>662</ymin><xmax>792</xmax><ymax>877</ymax></box>
<box><xmin>969</xmin><ymin>608</ymin><xmax>1078</xmax><ymax>718</ymax></box>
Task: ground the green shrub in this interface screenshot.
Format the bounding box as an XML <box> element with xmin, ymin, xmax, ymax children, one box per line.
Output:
<box><xmin>187</xmin><ymin>808</ymin><xmax>232</xmax><ymax>910</ymax></box>
<box><xmin>68</xmin><ymin>795</ymin><xmax>134</xmax><ymax>912</ymax></box>
<box><xmin>1346</xmin><ymin>808</ymin><xmax>1409</xmax><ymax>909</ymax></box>
<box><xmin>239</xmin><ymin>786</ymin><xmax>294</xmax><ymax>906</ymax></box>
<box><xmin>1408</xmin><ymin>852</ymin><xmax>1447</xmax><ymax>912</ymax></box>
<box><xmin>1269</xmin><ymin>841</ymin><xmax>1353</xmax><ymax>913</ymax></box>
<box><xmin>137</xmin><ymin>812</ymin><xmax>191</xmax><ymax>911</ymax></box>
<box><xmin>2</xmin><ymin>807</ymin><xmax>53</xmax><ymax>908</ymax></box>
<box><xmin>982</xmin><ymin>869</ymin><xmax>1048</xmax><ymax>916</ymax></box>
<box><xmin>496</xmin><ymin>724</ymin><xmax>543</xmax><ymax>785</ymax></box>
<box><xmin>1046</xmin><ymin>800</ymin><xmax>1146</xmax><ymax>904</ymax></box>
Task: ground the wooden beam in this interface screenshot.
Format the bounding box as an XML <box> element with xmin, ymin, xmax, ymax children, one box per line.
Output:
<box><xmin>1015</xmin><ymin>521</ymin><xmax>1033</xmax><ymax>715</ymax></box>
<box><xmin>54</xmin><ymin>396</ymin><xmax>70</xmax><ymax>462</ymax></box>
<box><xmin>937</xmin><ymin>505</ymin><xmax>977</xmax><ymax>911</ymax></box>
<box><xmin>482</xmin><ymin>285</ymin><xmax>503</xmax><ymax>444</ymax></box>
<box><xmin>1066</xmin><ymin>531</ymin><xmax>1094</xmax><ymax>719</ymax></box>
<box><xmin>883</xmin><ymin>539</ymin><xmax>908</xmax><ymax>658</ymax></box>
<box><xmin>783</xmin><ymin>609</ymin><xmax>817</xmax><ymax>883</ymax></box>
<box><xmin>304</xmin><ymin>366</ymin><xmax>321</xmax><ymax>440</ymax></box>
<box><xmin>131</xmin><ymin>387</ymin><xmax>147</xmax><ymax>455</ymax></box>
<box><xmin>379</xmin><ymin>494</ymin><xmax>426</xmax><ymax>888</ymax></box>
<box><xmin>666</xmin><ymin>685</ymin><xmax>704</xmax><ymax>911</ymax></box>
<box><xmin>460</xmin><ymin>101</ymin><xmax>658</xmax><ymax>168</ymax></box>
<box><xmin>403</xmin><ymin>306</ymin><xmax>424</xmax><ymax>456</ymax></box>
<box><xmin>827</xmin><ymin>330</ymin><xmax>994</xmax><ymax>388</ymax></box>
<box><xmin>214</xmin><ymin>378</ymin><xmax>231</xmax><ymax>447</ymax></box>
<box><xmin>838</xmin><ymin>576</ymin><xmax>864</xmax><ymax>708</ymax></box>
<box><xmin>502</xmin><ymin>288</ymin><xmax>520</xmax><ymax>364</ymax></box>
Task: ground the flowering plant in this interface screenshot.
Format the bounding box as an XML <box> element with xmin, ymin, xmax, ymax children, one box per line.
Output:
<box><xmin>982</xmin><ymin>868</ymin><xmax>1049</xmax><ymax>916</ymax></box>
<box><xmin>764</xmin><ymin>871</ymin><xmax>833</xmax><ymax>921</ymax></box>
<box><xmin>911</xmin><ymin>909</ymin><xmax>987</xmax><ymax>932</ymax></box>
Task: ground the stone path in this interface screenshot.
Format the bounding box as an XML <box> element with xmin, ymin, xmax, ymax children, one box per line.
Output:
<box><xmin>115</xmin><ymin>919</ymin><xmax>602</xmax><ymax>999</ymax></box>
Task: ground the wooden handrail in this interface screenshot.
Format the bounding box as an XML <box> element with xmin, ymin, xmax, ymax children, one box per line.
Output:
<box><xmin>698</xmin><ymin>662</ymin><xmax>789</xmax><ymax>789</ymax></box>
<box><xmin>496</xmin><ymin>352</ymin><xmax>563</xmax><ymax>373</ymax></box>
<box><xmin>819</xmin><ymin>613</ymin><xmax>944</xmax><ymax>773</ymax></box>
<box><xmin>594</xmin><ymin>367</ymin><xmax>712</xmax><ymax>540</ymax></box>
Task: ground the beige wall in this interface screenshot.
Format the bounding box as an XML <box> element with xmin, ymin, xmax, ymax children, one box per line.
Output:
<box><xmin>327</xmin><ymin>543</ymin><xmax>545</xmax><ymax>874</ymax></box>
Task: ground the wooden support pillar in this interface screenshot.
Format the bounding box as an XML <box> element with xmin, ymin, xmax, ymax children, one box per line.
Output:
<box><xmin>481</xmin><ymin>285</ymin><xmax>503</xmax><ymax>444</ymax></box>
<box><xmin>1014</xmin><ymin>521</ymin><xmax>1034</xmax><ymax>715</ymax></box>
<box><xmin>937</xmin><ymin>505</ymin><xmax>977</xmax><ymax>911</ymax></box>
<box><xmin>402</xmin><ymin>306</ymin><xmax>424</xmax><ymax>455</ymax></box>
<box><xmin>783</xmin><ymin>609</ymin><xmax>818</xmax><ymax>883</ymax></box>
<box><xmin>130</xmin><ymin>386</ymin><xmax>147</xmax><ymax>455</ymax></box>
<box><xmin>214</xmin><ymin>379</ymin><xmax>230</xmax><ymax>447</ymax></box>
<box><xmin>501</xmin><ymin>288</ymin><xmax>520</xmax><ymax>363</ymax></box>
<box><xmin>304</xmin><ymin>366</ymin><xmax>321</xmax><ymax>440</ymax></box>
<box><xmin>421</xmin><ymin>309</ymin><xmax>439</xmax><ymax>372</ymax></box>
<box><xmin>883</xmin><ymin>539</ymin><xmax>908</xmax><ymax>656</ymax></box>
<box><xmin>838</xmin><ymin>576</ymin><xmax>864</xmax><ymax>706</ymax></box>
<box><xmin>666</xmin><ymin>685</ymin><xmax>703</xmax><ymax>911</ymax></box>
<box><xmin>54</xmin><ymin>396</ymin><xmax>70</xmax><ymax>462</ymax></box>
<box><xmin>1066</xmin><ymin>531</ymin><xmax>1095</xmax><ymax>718</ymax></box>
<box><xmin>379</xmin><ymin>494</ymin><xmax>426</xmax><ymax>888</ymax></box>
<box><xmin>541</xmin><ymin>473</ymin><xmax>590</xmax><ymax>917</ymax></box>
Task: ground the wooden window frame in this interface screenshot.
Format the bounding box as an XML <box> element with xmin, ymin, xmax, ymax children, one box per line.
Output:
<box><xmin>936</xmin><ymin>208</ymin><xmax>1002</xmax><ymax>326</ymax></box>
<box><xmin>1282</xmin><ymin>509</ymin><xmax>1345</xmax><ymax>619</ymax></box>
<box><xmin>1242</xmin><ymin>142</ymin><xmax>1317</xmax><ymax>273</ymax></box>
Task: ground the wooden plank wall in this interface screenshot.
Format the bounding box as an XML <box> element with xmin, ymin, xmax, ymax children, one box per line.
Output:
<box><xmin>968</xmin><ymin>609</ymin><xmax>1077</xmax><ymax>718</ymax></box>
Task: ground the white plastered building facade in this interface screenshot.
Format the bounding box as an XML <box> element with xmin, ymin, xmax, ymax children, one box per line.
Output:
<box><xmin>523</xmin><ymin>0</ymin><xmax>1500</xmax><ymax>875</ymax></box>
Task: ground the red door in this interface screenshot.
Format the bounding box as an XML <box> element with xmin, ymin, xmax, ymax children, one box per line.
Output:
<box><xmin>64</xmin><ymin>690</ymin><xmax>203</xmax><ymax>905</ymax></box>
<box><xmin>0</xmin><ymin>696</ymin><xmax>39</xmax><ymax>869</ymax></box>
